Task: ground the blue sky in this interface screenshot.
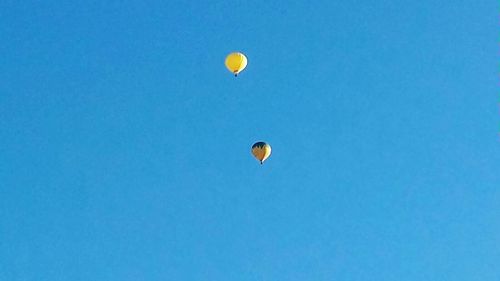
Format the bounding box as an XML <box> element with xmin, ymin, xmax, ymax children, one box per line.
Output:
<box><xmin>1</xmin><ymin>1</ymin><xmax>499</xmax><ymax>280</ymax></box>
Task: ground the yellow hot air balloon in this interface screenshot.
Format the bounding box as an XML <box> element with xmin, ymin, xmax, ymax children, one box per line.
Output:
<box><xmin>225</xmin><ymin>52</ymin><xmax>247</xmax><ymax>76</ymax></box>
<box><xmin>251</xmin><ymin>142</ymin><xmax>271</xmax><ymax>164</ymax></box>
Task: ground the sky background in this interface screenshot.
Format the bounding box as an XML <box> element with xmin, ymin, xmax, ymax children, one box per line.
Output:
<box><xmin>1</xmin><ymin>1</ymin><xmax>499</xmax><ymax>280</ymax></box>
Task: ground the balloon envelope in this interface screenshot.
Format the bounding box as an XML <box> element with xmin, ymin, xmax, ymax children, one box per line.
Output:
<box><xmin>251</xmin><ymin>142</ymin><xmax>271</xmax><ymax>164</ymax></box>
<box><xmin>225</xmin><ymin>52</ymin><xmax>247</xmax><ymax>76</ymax></box>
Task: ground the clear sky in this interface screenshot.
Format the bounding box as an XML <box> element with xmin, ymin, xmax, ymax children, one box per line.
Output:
<box><xmin>1</xmin><ymin>1</ymin><xmax>499</xmax><ymax>280</ymax></box>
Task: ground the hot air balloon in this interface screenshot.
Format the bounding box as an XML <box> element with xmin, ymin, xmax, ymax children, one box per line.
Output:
<box><xmin>251</xmin><ymin>142</ymin><xmax>271</xmax><ymax>164</ymax></box>
<box><xmin>225</xmin><ymin>52</ymin><xmax>247</xmax><ymax>76</ymax></box>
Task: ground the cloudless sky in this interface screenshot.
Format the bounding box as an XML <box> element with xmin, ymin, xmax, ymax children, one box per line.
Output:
<box><xmin>1</xmin><ymin>1</ymin><xmax>499</xmax><ymax>280</ymax></box>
